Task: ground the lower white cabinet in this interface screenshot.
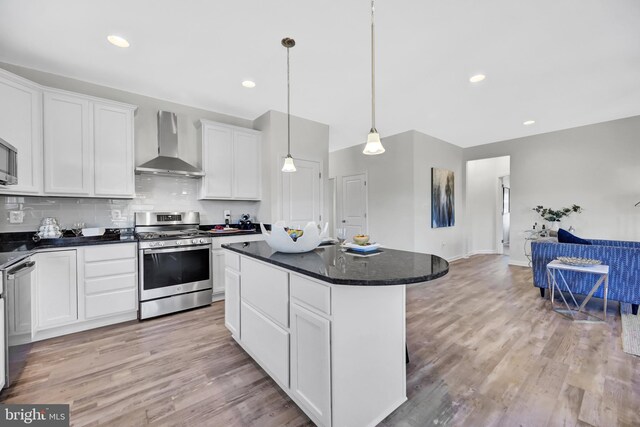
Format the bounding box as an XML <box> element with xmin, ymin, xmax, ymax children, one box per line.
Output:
<box><xmin>0</xmin><ymin>302</ymin><xmax>4</xmax><ymax>389</ymax></box>
<box><xmin>224</xmin><ymin>252</ymin><xmax>408</xmax><ymax>427</ymax></box>
<box><xmin>31</xmin><ymin>243</ymin><xmax>138</xmax><ymax>341</ymax></box>
<box><xmin>211</xmin><ymin>234</ymin><xmax>264</xmax><ymax>302</ymax></box>
<box><xmin>34</xmin><ymin>250</ymin><xmax>78</xmax><ymax>330</ymax></box>
<box><xmin>290</xmin><ymin>303</ymin><xmax>331</xmax><ymax>426</ymax></box>
<box><xmin>224</xmin><ymin>265</ymin><xmax>240</xmax><ymax>337</ymax></box>
<box><xmin>83</xmin><ymin>244</ymin><xmax>137</xmax><ymax>320</ymax></box>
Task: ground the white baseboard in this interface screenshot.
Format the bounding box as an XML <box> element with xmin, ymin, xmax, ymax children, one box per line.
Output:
<box><xmin>446</xmin><ymin>254</ymin><xmax>465</xmax><ymax>262</ymax></box>
<box><xmin>465</xmin><ymin>250</ymin><xmax>500</xmax><ymax>257</ymax></box>
<box><xmin>508</xmin><ymin>259</ymin><xmax>530</xmax><ymax>267</ymax></box>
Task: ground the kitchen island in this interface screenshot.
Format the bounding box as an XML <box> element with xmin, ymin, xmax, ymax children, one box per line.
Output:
<box><xmin>222</xmin><ymin>241</ymin><xmax>449</xmax><ymax>427</ymax></box>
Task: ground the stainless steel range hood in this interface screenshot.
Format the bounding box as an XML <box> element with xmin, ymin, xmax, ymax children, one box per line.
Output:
<box><xmin>135</xmin><ymin>111</ymin><xmax>204</xmax><ymax>178</ymax></box>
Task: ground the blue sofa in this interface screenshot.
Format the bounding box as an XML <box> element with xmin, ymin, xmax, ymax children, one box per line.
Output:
<box><xmin>531</xmin><ymin>239</ymin><xmax>640</xmax><ymax>315</ymax></box>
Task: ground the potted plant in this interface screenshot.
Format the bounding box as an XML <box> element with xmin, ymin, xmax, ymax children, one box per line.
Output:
<box><xmin>532</xmin><ymin>204</ymin><xmax>582</xmax><ymax>230</ymax></box>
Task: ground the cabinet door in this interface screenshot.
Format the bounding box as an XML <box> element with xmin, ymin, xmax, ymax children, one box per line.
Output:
<box><xmin>233</xmin><ymin>129</ymin><xmax>261</xmax><ymax>199</ymax></box>
<box><xmin>212</xmin><ymin>249</ymin><xmax>226</xmax><ymax>297</ymax></box>
<box><xmin>201</xmin><ymin>124</ymin><xmax>233</xmax><ymax>199</ymax></box>
<box><xmin>93</xmin><ymin>102</ymin><xmax>134</xmax><ymax>197</ymax></box>
<box><xmin>35</xmin><ymin>250</ymin><xmax>78</xmax><ymax>330</ymax></box>
<box><xmin>43</xmin><ymin>91</ymin><xmax>92</xmax><ymax>195</ymax></box>
<box><xmin>290</xmin><ymin>303</ymin><xmax>331</xmax><ymax>426</ymax></box>
<box><xmin>0</xmin><ymin>300</ymin><xmax>5</xmax><ymax>389</ymax></box>
<box><xmin>0</xmin><ymin>71</ymin><xmax>43</xmax><ymax>195</ymax></box>
<box><xmin>224</xmin><ymin>267</ymin><xmax>240</xmax><ymax>337</ymax></box>
<box><xmin>7</xmin><ymin>268</ymin><xmax>32</xmax><ymax>337</ymax></box>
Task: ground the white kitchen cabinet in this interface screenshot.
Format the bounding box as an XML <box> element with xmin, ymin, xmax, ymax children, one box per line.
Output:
<box><xmin>43</xmin><ymin>90</ymin><xmax>92</xmax><ymax>195</ymax></box>
<box><xmin>7</xmin><ymin>264</ymin><xmax>32</xmax><ymax>337</ymax></box>
<box><xmin>0</xmin><ymin>69</ymin><xmax>43</xmax><ymax>195</ymax></box>
<box><xmin>0</xmin><ymin>301</ymin><xmax>4</xmax><ymax>389</ymax></box>
<box><xmin>93</xmin><ymin>102</ymin><xmax>135</xmax><ymax>197</ymax></box>
<box><xmin>34</xmin><ymin>250</ymin><xmax>78</xmax><ymax>330</ymax></box>
<box><xmin>290</xmin><ymin>303</ymin><xmax>331</xmax><ymax>427</ymax></box>
<box><xmin>211</xmin><ymin>233</ymin><xmax>264</xmax><ymax>302</ymax></box>
<box><xmin>224</xmin><ymin>265</ymin><xmax>240</xmax><ymax>337</ymax></box>
<box><xmin>211</xmin><ymin>249</ymin><xmax>226</xmax><ymax>300</ymax></box>
<box><xmin>83</xmin><ymin>243</ymin><xmax>137</xmax><ymax>320</ymax></box>
<box><xmin>233</xmin><ymin>129</ymin><xmax>261</xmax><ymax>199</ymax></box>
<box><xmin>199</xmin><ymin>120</ymin><xmax>261</xmax><ymax>200</ymax></box>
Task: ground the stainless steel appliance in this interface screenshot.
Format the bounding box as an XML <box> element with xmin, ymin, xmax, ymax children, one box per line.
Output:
<box><xmin>0</xmin><ymin>137</ymin><xmax>18</xmax><ymax>185</ymax></box>
<box><xmin>2</xmin><ymin>256</ymin><xmax>35</xmax><ymax>388</ymax></box>
<box><xmin>135</xmin><ymin>212</ymin><xmax>212</xmax><ymax>319</ymax></box>
<box><xmin>135</xmin><ymin>111</ymin><xmax>204</xmax><ymax>178</ymax></box>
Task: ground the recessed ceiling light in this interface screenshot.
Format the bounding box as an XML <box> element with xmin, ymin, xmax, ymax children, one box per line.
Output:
<box><xmin>523</xmin><ymin>120</ymin><xmax>536</xmax><ymax>126</ymax></box>
<box><xmin>107</xmin><ymin>35</ymin><xmax>130</xmax><ymax>48</ymax></box>
<box><xmin>242</xmin><ymin>80</ymin><xmax>256</xmax><ymax>88</ymax></box>
<box><xmin>469</xmin><ymin>74</ymin><xmax>486</xmax><ymax>83</ymax></box>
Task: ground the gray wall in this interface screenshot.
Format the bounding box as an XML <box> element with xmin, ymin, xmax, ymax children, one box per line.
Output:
<box><xmin>254</xmin><ymin>110</ymin><xmax>330</xmax><ymax>224</ymax></box>
<box><xmin>330</xmin><ymin>130</ymin><xmax>465</xmax><ymax>260</ymax></box>
<box><xmin>465</xmin><ymin>115</ymin><xmax>640</xmax><ymax>265</ymax></box>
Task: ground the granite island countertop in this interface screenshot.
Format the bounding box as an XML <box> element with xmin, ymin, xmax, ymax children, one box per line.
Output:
<box><xmin>222</xmin><ymin>241</ymin><xmax>449</xmax><ymax>286</ymax></box>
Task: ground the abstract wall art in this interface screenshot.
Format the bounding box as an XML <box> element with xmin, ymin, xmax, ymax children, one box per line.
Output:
<box><xmin>431</xmin><ymin>168</ymin><xmax>455</xmax><ymax>228</ymax></box>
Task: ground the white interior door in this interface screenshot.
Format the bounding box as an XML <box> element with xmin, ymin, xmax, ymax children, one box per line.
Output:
<box><xmin>281</xmin><ymin>158</ymin><xmax>321</xmax><ymax>228</ymax></box>
<box><xmin>340</xmin><ymin>173</ymin><xmax>368</xmax><ymax>241</ymax></box>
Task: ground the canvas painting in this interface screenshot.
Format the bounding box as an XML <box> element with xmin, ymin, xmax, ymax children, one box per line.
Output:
<box><xmin>431</xmin><ymin>168</ymin><xmax>455</xmax><ymax>228</ymax></box>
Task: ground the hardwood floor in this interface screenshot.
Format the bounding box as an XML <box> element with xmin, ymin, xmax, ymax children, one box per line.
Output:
<box><xmin>2</xmin><ymin>255</ymin><xmax>639</xmax><ymax>426</ymax></box>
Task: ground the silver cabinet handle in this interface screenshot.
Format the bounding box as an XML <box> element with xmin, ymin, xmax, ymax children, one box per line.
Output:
<box><xmin>7</xmin><ymin>261</ymin><xmax>36</xmax><ymax>280</ymax></box>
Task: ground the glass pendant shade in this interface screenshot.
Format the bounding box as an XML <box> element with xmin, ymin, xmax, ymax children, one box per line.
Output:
<box><xmin>362</xmin><ymin>130</ymin><xmax>385</xmax><ymax>155</ymax></box>
<box><xmin>282</xmin><ymin>155</ymin><xmax>297</xmax><ymax>172</ymax></box>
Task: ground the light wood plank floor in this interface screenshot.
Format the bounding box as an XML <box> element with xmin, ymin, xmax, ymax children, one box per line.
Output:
<box><xmin>2</xmin><ymin>255</ymin><xmax>639</xmax><ymax>426</ymax></box>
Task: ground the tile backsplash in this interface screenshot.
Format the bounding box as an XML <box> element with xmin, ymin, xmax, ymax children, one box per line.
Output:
<box><xmin>1</xmin><ymin>175</ymin><xmax>260</xmax><ymax>232</ymax></box>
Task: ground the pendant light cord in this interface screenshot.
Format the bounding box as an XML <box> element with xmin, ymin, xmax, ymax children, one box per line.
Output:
<box><xmin>371</xmin><ymin>0</ymin><xmax>376</xmax><ymax>132</ymax></box>
<box><xmin>287</xmin><ymin>44</ymin><xmax>291</xmax><ymax>156</ymax></box>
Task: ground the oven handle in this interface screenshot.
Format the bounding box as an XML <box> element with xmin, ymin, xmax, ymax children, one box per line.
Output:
<box><xmin>143</xmin><ymin>245</ymin><xmax>211</xmax><ymax>255</ymax></box>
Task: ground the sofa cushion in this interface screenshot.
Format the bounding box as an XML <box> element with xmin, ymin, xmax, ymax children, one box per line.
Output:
<box><xmin>558</xmin><ymin>228</ymin><xmax>592</xmax><ymax>245</ymax></box>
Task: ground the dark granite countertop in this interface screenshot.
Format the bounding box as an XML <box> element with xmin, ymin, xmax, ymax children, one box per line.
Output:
<box><xmin>199</xmin><ymin>224</ymin><xmax>264</xmax><ymax>238</ymax></box>
<box><xmin>0</xmin><ymin>229</ymin><xmax>136</xmax><ymax>255</ymax></box>
<box><xmin>222</xmin><ymin>241</ymin><xmax>449</xmax><ymax>286</ymax></box>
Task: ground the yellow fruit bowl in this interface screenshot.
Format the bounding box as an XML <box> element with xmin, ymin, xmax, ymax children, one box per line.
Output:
<box><xmin>352</xmin><ymin>234</ymin><xmax>370</xmax><ymax>245</ymax></box>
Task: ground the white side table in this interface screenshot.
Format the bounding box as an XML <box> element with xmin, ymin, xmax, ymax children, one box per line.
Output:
<box><xmin>546</xmin><ymin>260</ymin><xmax>609</xmax><ymax>322</ymax></box>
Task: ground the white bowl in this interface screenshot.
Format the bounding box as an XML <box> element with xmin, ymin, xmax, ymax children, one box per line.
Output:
<box><xmin>260</xmin><ymin>221</ymin><xmax>324</xmax><ymax>253</ymax></box>
<box><xmin>82</xmin><ymin>227</ymin><xmax>105</xmax><ymax>237</ymax></box>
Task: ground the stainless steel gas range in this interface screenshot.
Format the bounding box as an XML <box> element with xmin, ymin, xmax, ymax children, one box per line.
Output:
<box><xmin>135</xmin><ymin>211</ymin><xmax>212</xmax><ymax>319</ymax></box>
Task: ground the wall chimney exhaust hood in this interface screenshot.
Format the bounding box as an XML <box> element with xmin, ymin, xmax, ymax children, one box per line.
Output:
<box><xmin>135</xmin><ymin>111</ymin><xmax>204</xmax><ymax>178</ymax></box>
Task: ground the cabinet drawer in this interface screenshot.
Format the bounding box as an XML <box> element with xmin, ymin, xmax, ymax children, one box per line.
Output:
<box><xmin>225</xmin><ymin>251</ymin><xmax>240</xmax><ymax>271</ymax></box>
<box><xmin>84</xmin><ymin>244</ymin><xmax>136</xmax><ymax>262</ymax></box>
<box><xmin>85</xmin><ymin>258</ymin><xmax>136</xmax><ymax>278</ymax></box>
<box><xmin>291</xmin><ymin>274</ymin><xmax>331</xmax><ymax>316</ymax></box>
<box><xmin>85</xmin><ymin>273</ymin><xmax>136</xmax><ymax>295</ymax></box>
<box><xmin>85</xmin><ymin>288</ymin><xmax>136</xmax><ymax>319</ymax></box>
<box><xmin>241</xmin><ymin>257</ymin><xmax>289</xmax><ymax>327</ymax></box>
<box><xmin>241</xmin><ymin>301</ymin><xmax>289</xmax><ymax>387</ymax></box>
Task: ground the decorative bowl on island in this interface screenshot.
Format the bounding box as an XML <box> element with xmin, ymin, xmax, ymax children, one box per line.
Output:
<box><xmin>260</xmin><ymin>221</ymin><xmax>328</xmax><ymax>253</ymax></box>
<box><xmin>352</xmin><ymin>234</ymin><xmax>370</xmax><ymax>245</ymax></box>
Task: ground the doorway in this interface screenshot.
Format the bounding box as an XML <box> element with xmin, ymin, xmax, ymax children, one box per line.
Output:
<box><xmin>339</xmin><ymin>173</ymin><xmax>368</xmax><ymax>241</ymax></box>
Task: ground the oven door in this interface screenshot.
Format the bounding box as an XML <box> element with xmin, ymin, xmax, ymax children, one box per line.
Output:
<box><xmin>139</xmin><ymin>245</ymin><xmax>211</xmax><ymax>301</ymax></box>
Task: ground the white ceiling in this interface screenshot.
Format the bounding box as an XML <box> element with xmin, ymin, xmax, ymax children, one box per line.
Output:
<box><xmin>1</xmin><ymin>0</ymin><xmax>639</xmax><ymax>151</ymax></box>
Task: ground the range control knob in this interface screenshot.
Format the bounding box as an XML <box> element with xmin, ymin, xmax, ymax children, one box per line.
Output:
<box><xmin>176</xmin><ymin>240</ymin><xmax>183</xmax><ymax>246</ymax></box>
<box><xmin>192</xmin><ymin>239</ymin><xmax>199</xmax><ymax>245</ymax></box>
<box><xmin>158</xmin><ymin>241</ymin><xmax>165</xmax><ymax>247</ymax></box>
<box><xmin>200</xmin><ymin>238</ymin><xmax>208</xmax><ymax>244</ymax></box>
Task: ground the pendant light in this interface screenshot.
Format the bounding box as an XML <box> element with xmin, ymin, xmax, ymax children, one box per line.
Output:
<box><xmin>281</xmin><ymin>37</ymin><xmax>297</xmax><ymax>172</ymax></box>
<box><xmin>362</xmin><ymin>0</ymin><xmax>385</xmax><ymax>155</ymax></box>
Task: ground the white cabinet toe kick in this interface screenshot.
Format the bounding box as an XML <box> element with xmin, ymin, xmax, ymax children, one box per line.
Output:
<box><xmin>224</xmin><ymin>251</ymin><xmax>407</xmax><ymax>427</ymax></box>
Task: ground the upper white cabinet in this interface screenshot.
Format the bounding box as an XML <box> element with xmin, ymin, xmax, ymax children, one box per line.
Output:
<box><xmin>0</xmin><ymin>69</ymin><xmax>43</xmax><ymax>195</ymax></box>
<box><xmin>43</xmin><ymin>88</ymin><xmax>136</xmax><ymax>198</ymax></box>
<box><xmin>93</xmin><ymin>102</ymin><xmax>135</xmax><ymax>197</ymax></box>
<box><xmin>43</xmin><ymin>90</ymin><xmax>92</xmax><ymax>195</ymax></box>
<box><xmin>199</xmin><ymin>120</ymin><xmax>261</xmax><ymax>200</ymax></box>
<box><xmin>0</xmin><ymin>68</ymin><xmax>136</xmax><ymax>198</ymax></box>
